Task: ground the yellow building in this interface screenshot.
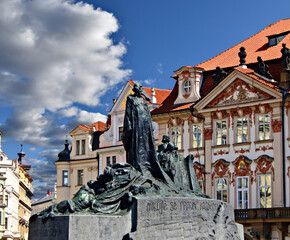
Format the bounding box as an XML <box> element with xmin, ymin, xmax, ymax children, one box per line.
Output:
<box><xmin>17</xmin><ymin>148</ymin><xmax>33</xmax><ymax>240</ymax></box>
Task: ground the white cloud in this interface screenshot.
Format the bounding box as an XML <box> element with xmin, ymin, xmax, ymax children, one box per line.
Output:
<box><xmin>0</xmin><ymin>0</ymin><xmax>131</xmax><ymax>198</ymax></box>
<box><xmin>143</xmin><ymin>78</ymin><xmax>155</xmax><ymax>86</ymax></box>
<box><xmin>157</xmin><ymin>63</ymin><xmax>163</xmax><ymax>74</ymax></box>
<box><xmin>0</xmin><ymin>0</ymin><xmax>131</xmax><ymax>144</ymax></box>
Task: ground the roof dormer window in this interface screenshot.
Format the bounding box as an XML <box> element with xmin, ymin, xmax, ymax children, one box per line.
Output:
<box><xmin>268</xmin><ymin>32</ymin><xmax>289</xmax><ymax>47</ymax></box>
<box><xmin>183</xmin><ymin>80</ymin><xmax>191</xmax><ymax>95</ymax></box>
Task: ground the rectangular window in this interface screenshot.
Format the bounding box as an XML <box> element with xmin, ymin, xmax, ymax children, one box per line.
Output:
<box><xmin>62</xmin><ymin>170</ymin><xmax>68</xmax><ymax>186</ymax></box>
<box><xmin>192</xmin><ymin>124</ymin><xmax>203</xmax><ymax>148</ymax></box>
<box><xmin>76</xmin><ymin>140</ymin><xmax>80</xmax><ymax>155</ymax></box>
<box><xmin>106</xmin><ymin>156</ymin><xmax>117</xmax><ymax>167</ymax></box>
<box><xmin>106</xmin><ymin>156</ymin><xmax>111</xmax><ymax>167</ymax></box>
<box><xmin>112</xmin><ymin>156</ymin><xmax>117</xmax><ymax>164</ymax></box>
<box><xmin>237</xmin><ymin>176</ymin><xmax>249</xmax><ymax>209</ymax></box>
<box><xmin>216</xmin><ymin>120</ymin><xmax>227</xmax><ymax>145</ymax></box>
<box><xmin>215</xmin><ymin>178</ymin><xmax>228</xmax><ymax>202</ymax></box>
<box><xmin>258</xmin><ymin>174</ymin><xmax>271</xmax><ymax>208</ymax></box>
<box><xmin>236</xmin><ymin>117</ymin><xmax>248</xmax><ymax>143</ymax></box>
<box><xmin>258</xmin><ymin>115</ymin><xmax>270</xmax><ymax>141</ymax></box>
<box><xmin>118</xmin><ymin>127</ymin><xmax>124</xmax><ymax>141</ymax></box>
<box><xmin>81</xmin><ymin>139</ymin><xmax>85</xmax><ymax>155</ymax></box>
<box><xmin>171</xmin><ymin>126</ymin><xmax>182</xmax><ymax>149</ymax></box>
<box><xmin>77</xmin><ymin>169</ymin><xmax>83</xmax><ymax>185</ymax></box>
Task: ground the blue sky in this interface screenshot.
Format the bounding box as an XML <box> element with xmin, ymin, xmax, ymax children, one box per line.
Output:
<box><xmin>0</xmin><ymin>0</ymin><xmax>289</xmax><ymax>199</ymax></box>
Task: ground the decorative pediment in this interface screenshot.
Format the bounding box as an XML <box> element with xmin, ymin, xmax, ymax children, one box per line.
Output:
<box><xmin>232</xmin><ymin>155</ymin><xmax>254</xmax><ymax>183</ymax></box>
<box><xmin>208</xmin><ymin>79</ymin><xmax>272</xmax><ymax>107</ymax></box>
<box><xmin>110</xmin><ymin>82</ymin><xmax>134</xmax><ymax>114</ymax></box>
<box><xmin>70</xmin><ymin>127</ymin><xmax>90</xmax><ymax>136</ymax></box>
<box><xmin>212</xmin><ymin>159</ymin><xmax>230</xmax><ymax>178</ymax></box>
<box><xmin>254</xmin><ymin>155</ymin><xmax>274</xmax><ymax>181</ymax></box>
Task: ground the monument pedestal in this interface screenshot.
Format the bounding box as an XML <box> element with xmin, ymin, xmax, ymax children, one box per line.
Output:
<box><xmin>29</xmin><ymin>197</ymin><xmax>243</xmax><ymax>240</ymax></box>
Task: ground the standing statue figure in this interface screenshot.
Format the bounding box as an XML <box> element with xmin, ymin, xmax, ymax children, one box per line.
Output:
<box><xmin>123</xmin><ymin>83</ymin><xmax>173</xmax><ymax>184</ymax></box>
<box><xmin>281</xmin><ymin>43</ymin><xmax>290</xmax><ymax>70</ymax></box>
<box><xmin>256</xmin><ymin>56</ymin><xmax>273</xmax><ymax>79</ymax></box>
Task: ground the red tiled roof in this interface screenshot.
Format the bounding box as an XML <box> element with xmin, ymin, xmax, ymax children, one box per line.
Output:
<box><xmin>78</xmin><ymin>121</ymin><xmax>107</xmax><ymax>132</ymax></box>
<box><xmin>234</xmin><ymin>67</ymin><xmax>280</xmax><ymax>91</ymax></box>
<box><xmin>127</xmin><ymin>80</ymin><xmax>171</xmax><ymax>105</ymax></box>
<box><xmin>196</xmin><ymin>19</ymin><xmax>290</xmax><ymax>71</ymax></box>
<box><xmin>151</xmin><ymin>82</ymin><xmax>193</xmax><ymax>114</ymax></box>
<box><xmin>143</xmin><ymin>87</ymin><xmax>171</xmax><ymax>105</ymax></box>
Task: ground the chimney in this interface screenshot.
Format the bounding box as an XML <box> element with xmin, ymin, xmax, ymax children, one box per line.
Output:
<box><xmin>151</xmin><ymin>88</ymin><xmax>156</xmax><ymax>104</ymax></box>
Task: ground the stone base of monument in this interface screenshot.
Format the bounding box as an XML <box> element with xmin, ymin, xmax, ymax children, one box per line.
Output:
<box><xmin>29</xmin><ymin>197</ymin><xmax>244</xmax><ymax>240</ymax></box>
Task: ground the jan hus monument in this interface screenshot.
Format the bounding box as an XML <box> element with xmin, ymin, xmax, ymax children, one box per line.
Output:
<box><xmin>29</xmin><ymin>83</ymin><xmax>243</xmax><ymax>240</ymax></box>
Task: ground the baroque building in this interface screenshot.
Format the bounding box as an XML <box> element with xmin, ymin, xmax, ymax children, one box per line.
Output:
<box><xmin>151</xmin><ymin>19</ymin><xmax>290</xmax><ymax>239</ymax></box>
<box><xmin>0</xmin><ymin>132</ymin><xmax>33</xmax><ymax>240</ymax></box>
<box><xmin>55</xmin><ymin>80</ymin><xmax>170</xmax><ymax>203</ymax></box>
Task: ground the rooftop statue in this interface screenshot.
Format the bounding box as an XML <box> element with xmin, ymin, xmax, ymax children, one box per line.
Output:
<box><xmin>212</xmin><ymin>66</ymin><xmax>227</xmax><ymax>83</ymax></box>
<box><xmin>30</xmin><ymin>83</ymin><xmax>207</xmax><ymax>223</ymax></box>
<box><xmin>238</xmin><ymin>47</ymin><xmax>247</xmax><ymax>66</ymax></box>
<box><xmin>256</xmin><ymin>56</ymin><xmax>273</xmax><ymax>79</ymax></box>
<box><xmin>281</xmin><ymin>43</ymin><xmax>290</xmax><ymax>70</ymax></box>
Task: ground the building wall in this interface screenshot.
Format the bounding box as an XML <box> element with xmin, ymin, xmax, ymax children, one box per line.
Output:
<box><xmin>0</xmin><ymin>160</ymin><xmax>21</xmax><ymax>240</ymax></box>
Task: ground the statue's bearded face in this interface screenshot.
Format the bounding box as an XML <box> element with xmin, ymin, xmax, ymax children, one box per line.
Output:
<box><xmin>133</xmin><ymin>84</ymin><xmax>142</xmax><ymax>95</ymax></box>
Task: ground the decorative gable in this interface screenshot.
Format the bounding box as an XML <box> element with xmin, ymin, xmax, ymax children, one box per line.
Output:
<box><xmin>194</xmin><ymin>69</ymin><xmax>282</xmax><ymax>112</ymax></box>
<box><xmin>173</xmin><ymin>66</ymin><xmax>204</xmax><ymax>105</ymax></box>
<box><xmin>208</xmin><ymin>79</ymin><xmax>272</xmax><ymax>108</ymax></box>
<box><xmin>70</xmin><ymin>127</ymin><xmax>89</xmax><ymax>136</ymax></box>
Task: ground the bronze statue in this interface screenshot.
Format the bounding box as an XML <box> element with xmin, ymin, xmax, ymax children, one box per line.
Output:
<box><xmin>123</xmin><ymin>83</ymin><xmax>173</xmax><ymax>185</ymax></box>
<box><xmin>31</xmin><ymin>83</ymin><xmax>208</xmax><ymax>223</ymax></box>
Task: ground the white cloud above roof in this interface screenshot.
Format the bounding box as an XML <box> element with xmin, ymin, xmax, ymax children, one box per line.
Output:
<box><xmin>0</xmin><ymin>0</ymin><xmax>131</xmax><ymax>198</ymax></box>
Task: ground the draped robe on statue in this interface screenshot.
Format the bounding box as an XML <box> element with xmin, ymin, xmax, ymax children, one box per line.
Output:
<box><xmin>123</xmin><ymin>94</ymin><xmax>173</xmax><ymax>185</ymax></box>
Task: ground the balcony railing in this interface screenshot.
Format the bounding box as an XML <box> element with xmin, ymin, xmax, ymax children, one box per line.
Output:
<box><xmin>235</xmin><ymin>207</ymin><xmax>290</xmax><ymax>221</ymax></box>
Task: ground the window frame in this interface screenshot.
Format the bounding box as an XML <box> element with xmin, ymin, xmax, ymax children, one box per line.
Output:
<box><xmin>62</xmin><ymin>170</ymin><xmax>68</xmax><ymax>186</ymax></box>
<box><xmin>236</xmin><ymin>117</ymin><xmax>248</xmax><ymax>143</ymax></box>
<box><xmin>215</xmin><ymin>120</ymin><xmax>227</xmax><ymax>145</ymax></box>
<box><xmin>81</xmin><ymin>139</ymin><xmax>86</xmax><ymax>155</ymax></box>
<box><xmin>192</xmin><ymin>123</ymin><xmax>203</xmax><ymax>148</ymax></box>
<box><xmin>236</xmin><ymin>176</ymin><xmax>249</xmax><ymax>209</ymax></box>
<box><xmin>170</xmin><ymin>126</ymin><xmax>182</xmax><ymax>150</ymax></box>
<box><xmin>257</xmin><ymin>114</ymin><xmax>271</xmax><ymax>141</ymax></box>
<box><xmin>106</xmin><ymin>155</ymin><xmax>117</xmax><ymax>167</ymax></box>
<box><xmin>77</xmin><ymin>169</ymin><xmax>84</xmax><ymax>186</ymax></box>
<box><xmin>76</xmin><ymin>140</ymin><xmax>80</xmax><ymax>155</ymax></box>
<box><xmin>118</xmin><ymin>126</ymin><xmax>124</xmax><ymax>141</ymax></box>
<box><xmin>183</xmin><ymin>80</ymin><xmax>192</xmax><ymax>95</ymax></box>
<box><xmin>215</xmin><ymin>177</ymin><xmax>228</xmax><ymax>202</ymax></box>
<box><xmin>258</xmin><ymin>174</ymin><xmax>272</xmax><ymax>208</ymax></box>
